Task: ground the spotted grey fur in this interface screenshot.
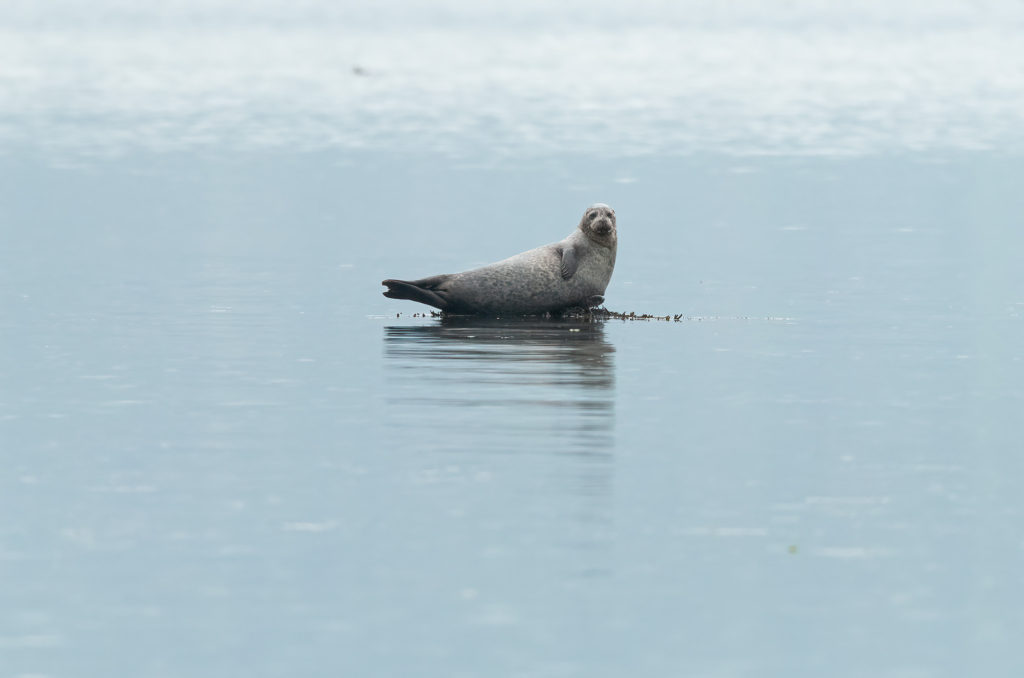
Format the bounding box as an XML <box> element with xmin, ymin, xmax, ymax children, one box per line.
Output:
<box><xmin>382</xmin><ymin>204</ymin><xmax>617</xmax><ymax>314</ymax></box>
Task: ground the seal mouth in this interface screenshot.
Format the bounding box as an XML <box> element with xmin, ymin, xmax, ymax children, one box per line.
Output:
<box><xmin>593</xmin><ymin>221</ymin><xmax>613</xmax><ymax>236</ymax></box>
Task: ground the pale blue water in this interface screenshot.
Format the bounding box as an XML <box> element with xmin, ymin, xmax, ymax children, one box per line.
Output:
<box><xmin>3</xmin><ymin>2</ymin><xmax>1024</xmax><ymax>677</ymax></box>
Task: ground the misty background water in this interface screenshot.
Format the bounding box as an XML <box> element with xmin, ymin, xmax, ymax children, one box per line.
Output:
<box><xmin>2</xmin><ymin>2</ymin><xmax>1024</xmax><ymax>677</ymax></box>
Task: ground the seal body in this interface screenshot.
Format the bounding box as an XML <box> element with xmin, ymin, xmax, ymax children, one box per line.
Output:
<box><xmin>383</xmin><ymin>204</ymin><xmax>617</xmax><ymax>314</ymax></box>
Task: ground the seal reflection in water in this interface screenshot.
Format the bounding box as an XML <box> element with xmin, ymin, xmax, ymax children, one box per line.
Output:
<box><xmin>384</xmin><ymin>317</ymin><xmax>615</xmax><ymax>457</ymax></box>
<box><xmin>382</xmin><ymin>204</ymin><xmax>617</xmax><ymax>315</ymax></box>
<box><xmin>383</xmin><ymin>317</ymin><xmax>616</xmax><ymax>540</ymax></box>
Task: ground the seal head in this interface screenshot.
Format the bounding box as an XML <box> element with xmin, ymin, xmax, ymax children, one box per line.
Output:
<box><xmin>579</xmin><ymin>203</ymin><xmax>616</xmax><ymax>248</ymax></box>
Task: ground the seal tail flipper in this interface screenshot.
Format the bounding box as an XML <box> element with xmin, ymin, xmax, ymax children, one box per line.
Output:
<box><xmin>381</xmin><ymin>276</ymin><xmax>451</xmax><ymax>310</ymax></box>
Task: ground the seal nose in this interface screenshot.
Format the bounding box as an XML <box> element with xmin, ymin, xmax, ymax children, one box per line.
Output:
<box><xmin>594</xmin><ymin>220</ymin><xmax>612</xmax><ymax>235</ymax></box>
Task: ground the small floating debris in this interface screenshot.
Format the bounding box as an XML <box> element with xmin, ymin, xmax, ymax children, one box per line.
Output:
<box><xmin>422</xmin><ymin>307</ymin><xmax>687</xmax><ymax>321</ymax></box>
<box><xmin>565</xmin><ymin>307</ymin><xmax>686</xmax><ymax>322</ymax></box>
<box><xmin>398</xmin><ymin>308</ymin><xmax>792</xmax><ymax>323</ymax></box>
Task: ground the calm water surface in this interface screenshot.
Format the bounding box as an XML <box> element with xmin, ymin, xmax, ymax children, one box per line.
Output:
<box><xmin>3</xmin><ymin>2</ymin><xmax>1024</xmax><ymax>677</ymax></box>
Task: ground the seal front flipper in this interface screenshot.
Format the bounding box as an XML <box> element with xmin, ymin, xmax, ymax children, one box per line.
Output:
<box><xmin>559</xmin><ymin>245</ymin><xmax>579</xmax><ymax>280</ymax></box>
<box><xmin>381</xmin><ymin>275</ymin><xmax>451</xmax><ymax>311</ymax></box>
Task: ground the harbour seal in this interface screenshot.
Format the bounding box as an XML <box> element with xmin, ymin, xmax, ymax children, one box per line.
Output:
<box><xmin>382</xmin><ymin>204</ymin><xmax>617</xmax><ymax>314</ymax></box>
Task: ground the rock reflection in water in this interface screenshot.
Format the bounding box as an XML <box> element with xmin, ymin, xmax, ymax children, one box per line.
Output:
<box><xmin>383</xmin><ymin>317</ymin><xmax>615</xmax><ymax>460</ymax></box>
